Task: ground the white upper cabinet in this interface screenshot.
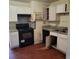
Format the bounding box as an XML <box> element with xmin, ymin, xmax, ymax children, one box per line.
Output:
<box><xmin>56</xmin><ymin>4</ymin><xmax>68</xmax><ymax>13</ymax></box>
<box><xmin>49</xmin><ymin>5</ymin><xmax>56</xmax><ymax>21</ymax></box>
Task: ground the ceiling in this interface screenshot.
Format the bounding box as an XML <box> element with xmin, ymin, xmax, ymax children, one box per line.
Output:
<box><xmin>10</xmin><ymin>0</ymin><xmax>57</xmax><ymax>3</ymax></box>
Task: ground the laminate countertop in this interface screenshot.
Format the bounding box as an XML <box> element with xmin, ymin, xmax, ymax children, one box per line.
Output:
<box><xmin>43</xmin><ymin>25</ymin><xmax>68</xmax><ymax>35</ymax></box>
<box><xmin>9</xmin><ymin>30</ymin><xmax>18</xmax><ymax>33</ymax></box>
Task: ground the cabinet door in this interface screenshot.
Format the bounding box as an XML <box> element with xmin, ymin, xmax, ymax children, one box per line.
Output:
<box><xmin>43</xmin><ymin>8</ymin><xmax>49</xmax><ymax>20</ymax></box>
<box><xmin>56</xmin><ymin>4</ymin><xmax>66</xmax><ymax>13</ymax></box>
<box><xmin>34</xmin><ymin>21</ymin><xmax>43</xmax><ymax>44</ymax></box>
<box><xmin>9</xmin><ymin>32</ymin><xmax>19</xmax><ymax>48</ymax></box>
<box><xmin>57</xmin><ymin>36</ymin><xmax>67</xmax><ymax>53</ymax></box>
<box><xmin>49</xmin><ymin>5</ymin><xmax>56</xmax><ymax>21</ymax></box>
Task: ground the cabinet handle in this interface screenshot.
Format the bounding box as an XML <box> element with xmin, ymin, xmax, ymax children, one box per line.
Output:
<box><xmin>65</xmin><ymin>4</ymin><xmax>67</xmax><ymax>11</ymax></box>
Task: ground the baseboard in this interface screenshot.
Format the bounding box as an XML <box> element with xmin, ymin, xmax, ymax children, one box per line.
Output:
<box><xmin>10</xmin><ymin>45</ymin><xmax>19</xmax><ymax>49</ymax></box>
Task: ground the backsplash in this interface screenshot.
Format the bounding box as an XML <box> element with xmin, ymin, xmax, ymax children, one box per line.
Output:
<box><xmin>58</xmin><ymin>14</ymin><xmax>69</xmax><ymax>27</ymax></box>
<box><xmin>43</xmin><ymin>20</ymin><xmax>58</xmax><ymax>27</ymax></box>
<box><xmin>43</xmin><ymin>14</ymin><xmax>69</xmax><ymax>27</ymax></box>
<box><xmin>9</xmin><ymin>22</ymin><xmax>17</xmax><ymax>32</ymax></box>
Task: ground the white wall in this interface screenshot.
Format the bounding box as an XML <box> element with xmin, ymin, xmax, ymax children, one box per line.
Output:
<box><xmin>59</xmin><ymin>15</ymin><xmax>69</xmax><ymax>27</ymax></box>
<box><xmin>9</xmin><ymin>1</ymin><xmax>31</xmax><ymax>22</ymax></box>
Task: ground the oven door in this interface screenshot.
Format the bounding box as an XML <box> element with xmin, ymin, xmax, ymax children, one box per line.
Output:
<box><xmin>19</xmin><ymin>29</ymin><xmax>34</xmax><ymax>47</ymax></box>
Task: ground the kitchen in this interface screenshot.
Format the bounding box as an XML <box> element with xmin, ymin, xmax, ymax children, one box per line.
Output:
<box><xmin>9</xmin><ymin>0</ymin><xmax>69</xmax><ymax>59</ymax></box>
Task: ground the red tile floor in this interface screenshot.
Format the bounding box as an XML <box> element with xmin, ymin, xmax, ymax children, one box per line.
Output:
<box><xmin>9</xmin><ymin>44</ymin><xmax>65</xmax><ymax>59</ymax></box>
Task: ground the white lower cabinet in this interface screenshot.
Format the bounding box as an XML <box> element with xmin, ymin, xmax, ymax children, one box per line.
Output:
<box><xmin>57</xmin><ymin>34</ymin><xmax>67</xmax><ymax>53</ymax></box>
<box><xmin>9</xmin><ymin>32</ymin><xmax>19</xmax><ymax>48</ymax></box>
<box><xmin>34</xmin><ymin>21</ymin><xmax>43</xmax><ymax>44</ymax></box>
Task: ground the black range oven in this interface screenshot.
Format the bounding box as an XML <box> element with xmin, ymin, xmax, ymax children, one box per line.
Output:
<box><xmin>16</xmin><ymin>23</ymin><xmax>34</xmax><ymax>47</ymax></box>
